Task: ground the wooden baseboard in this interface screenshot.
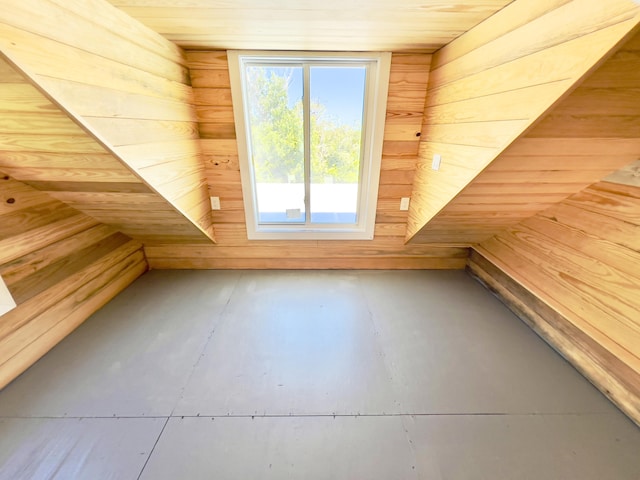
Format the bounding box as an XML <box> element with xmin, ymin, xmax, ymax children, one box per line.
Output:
<box><xmin>147</xmin><ymin>254</ymin><xmax>469</xmax><ymax>270</ymax></box>
<box><xmin>0</xmin><ymin>245</ymin><xmax>147</xmax><ymax>390</ymax></box>
<box><xmin>467</xmin><ymin>249</ymin><xmax>640</xmax><ymax>427</ymax></box>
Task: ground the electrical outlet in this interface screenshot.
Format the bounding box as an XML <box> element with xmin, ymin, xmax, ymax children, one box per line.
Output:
<box><xmin>210</xmin><ymin>196</ymin><xmax>221</xmax><ymax>210</ymax></box>
<box><xmin>0</xmin><ymin>275</ymin><xmax>16</xmax><ymax>316</ymax></box>
<box><xmin>400</xmin><ymin>197</ymin><xmax>410</xmax><ymax>211</ymax></box>
<box><xmin>432</xmin><ymin>154</ymin><xmax>442</xmax><ymax>171</ymax></box>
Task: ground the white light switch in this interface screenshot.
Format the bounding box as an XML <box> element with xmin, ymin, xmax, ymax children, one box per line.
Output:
<box><xmin>432</xmin><ymin>154</ymin><xmax>442</xmax><ymax>171</ymax></box>
<box><xmin>400</xmin><ymin>197</ymin><xmax>410</xmax><ymax>211</ymax></box>
<box><xmin>210</xmin><ymin>196</ymin><xmax>221</xmax><ymax>210</ymax></box>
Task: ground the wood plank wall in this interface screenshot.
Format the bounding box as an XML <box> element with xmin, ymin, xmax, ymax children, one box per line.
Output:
<box><xmin>411</xmin><ymin>30</ymin><xmax>640</xmax><ymax>245</ymax></box>
<box><xmin>407</xmin><ymin>0</ymin><xmax>640</xmax><ymax>242</ymax></box>
<box><xmin>0</xmin><ymin>0</ymin><xmax>214</xmax><ymax>242</ymax></box>
<box><xmin>470</xmin><ymin>181</ymin><xmax>640</xmax><ymax>426</ymax></box>
<box><xmin>0</xmin><ymin>175</ymin><xmax>147</xmax><ymax>389</ymax></box>
<box><xmin>0</xmin><ymin>57</ymin><xmax>210</xmax><ymax>245</ymax></box>
<box><xmin>144</xmin><ymin>51</ymin><xmax>469</xmax><ymax>269</ymax></box>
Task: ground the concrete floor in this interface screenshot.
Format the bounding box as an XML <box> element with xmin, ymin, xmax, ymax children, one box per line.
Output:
<box><xmin>0</xmin><ymin>270</ymin><xmax>638</xmax><ymax>479</ymax></box>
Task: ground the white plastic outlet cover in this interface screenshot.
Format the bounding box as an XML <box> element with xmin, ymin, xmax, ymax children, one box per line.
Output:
<box><xmin>603</xmin><ymin>159</ymin><xmax>640</xmax><ymax>187</ymax></box>
<box><xmin>432</xmin><ymin>154</ymin><xmax>442</xmax><ymax>171</ymax></box>
<box><xmin>0</xmin><ymin>275</ymin><xmax>16</xmax><ymax>317</ymax></box>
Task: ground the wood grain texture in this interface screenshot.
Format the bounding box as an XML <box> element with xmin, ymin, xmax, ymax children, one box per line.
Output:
<box><xmin>0</xmin><ymin>0</ymin><xmax>214</xmax><ymax>243</ymax></box>
<box><xmin>106</xmin><ymin>0</ymin><xmax>512</xmax><ymax>52</ymax></box>
<box><xmin>148</xmin><ymin>256</ymin><xmax>467</xmax><ymax>270</ymax></box>
<box><xmin>470</xmin><ymin>180</ymin><xmax>640</xmax><ymax>426</ymax></box>
<box><xmin>0</xmin><ymin>176</ymin><xmax>147</xmax><ymax>390</ymax></box>
<box><xmin>412</xmin><ymin>29</ymin><xmax>640</xmax><ymax>245</ymax></box>
<box><xmin>407</xmin><ymin>0</ymin><xmax>640</xmax><ymax>243</ymax></box>
<box><xmin>0</xmin><ymin>58</ymin><xmax>212</xmax><ymax>243</ymax></box>
<box><xmin>142</xmin><ymin>51</ymin><xmax>469</xmax><ymax>269</ymax></box>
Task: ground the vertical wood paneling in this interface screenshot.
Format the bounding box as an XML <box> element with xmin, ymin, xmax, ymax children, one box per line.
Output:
<box><xmin>407</xmin><ymin>0</ymin><xmax>640</xmax><ymax>242</ymax></box>
<box><xmin>411</xmin><ymin>30</ymin><xmax>640</xmax><ymax>245</ymax></box>
<box><xmin>142</xmin><ymin>51</ymin><xmax>469</xmax><ymax>269</ymax></box>
<box><xmin>0</xmin><ymin>0</ymin><xmax>215</xmax><ymax>243</ymax></box>
<box><xmin>0</xmin><ymin>175</ymin><xmax>147</xmax><ymax>389</ymax></box>
<box><xmin>471</xmin><ymin>180</ymin><xmax>640</xmax><ymax>426</ymax></box>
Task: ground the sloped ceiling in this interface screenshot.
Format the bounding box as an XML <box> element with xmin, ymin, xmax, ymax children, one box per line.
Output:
<box><xmin>0</xmin><ymin>0</ymin><xmax>216</xmax><ymax>245</ymax></box>
<box><xmin>107</xmin><ymin>0</ymin><xmax>640</xmax><ymax>251</ymax></box>
<box><xmin>409</xmin><ymin>29</ymin><xmax>640</xmax><ymax>245</ymax></box>
<box><xmin>1</xmin><ymin>0</ymin><xmax>639</xmax><ymax>261</ymax></box>
<box><xmin>0</xmin><ymin>57</ymin><xmax>213</xmax><ymax>244</ymax></box>
<box><xmin>407</xmin><ymin>2</ymin><xmax>640</xmax><ymax>244</ymax></box>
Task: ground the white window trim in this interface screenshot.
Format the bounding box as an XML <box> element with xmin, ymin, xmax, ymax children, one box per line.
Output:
<box><xmin>228</xmin><ymin>50</ymin><xmax>391</xmax><ymax>240</ymax></box>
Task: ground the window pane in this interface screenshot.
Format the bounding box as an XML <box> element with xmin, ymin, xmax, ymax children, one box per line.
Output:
<box><xmin>246</xmin><ymin>65</ymin><xmax>305</xmax><ymax>223</ymax></box>
<box><xmin>309</xmin><ymin>66</ymin><xmax>365</xmax><ymax>224</ymax></box>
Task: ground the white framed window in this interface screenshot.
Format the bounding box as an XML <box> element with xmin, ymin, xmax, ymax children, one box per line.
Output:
<box><xmin>228</xmin><ymin>51</ymin><xmax>391</xmax><ymax>240</ymax></box>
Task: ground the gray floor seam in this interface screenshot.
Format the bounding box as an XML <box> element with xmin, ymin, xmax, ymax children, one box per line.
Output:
<box><xmin>0</xmin><ymin>411</ymin><xmax>617</xmax><ymax>420</ymax></box>
<box><xmin>356</xmin><ymin>274</ymin><xmax>406</xmax><ymax>413</ymax></box>
<box><xmin>136</xmin><ymin>416</ymin><xmax>170</xmax><ymax>480</ymax></box>
<box><xmin>167</xmin><ymin>271</ymin><xmax>245</xmax><ymax>417</ymax></box>
<box><xmin>1</xmin><ymin>270</ymin><xmax>638</xmax><ymax>479</ymax></box>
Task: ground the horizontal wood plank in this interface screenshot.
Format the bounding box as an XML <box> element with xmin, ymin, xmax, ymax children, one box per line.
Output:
<box><xmin>0</xmin><ymin>10</ymin><xmax>215</xmax><ymax>245</ymax></box>
<box><xmin>468</xmin><ymin>249</ymin><xmax>640</xmax><ymax>427</ymax></box>
<box><xmin>0</xmin><ymin>252</ymin><xmax>146</xmax><ymax>389</ymax></box>
<box><xmin>148</xmin><ymin>256</ymin><xmax>467</xmax><ymax>270</ymax></box>
<box><xmin>411</xmin><ymin>28</ymin><xmax>640</xmax><ymax>246</ymax></box>
<box><xmin>472</xmin><ymin>179</ymin><xmax>640</xmax><ymax>426</ymax></box>
<box><xmin>112</xmin><ymin>1</ymin><xmax>512</xmax><ymax>52</ymax></box>
<box><xmin>0</xmin><ymin>177</ymin><xmax>147</xmax><ymax>390</ymax></box>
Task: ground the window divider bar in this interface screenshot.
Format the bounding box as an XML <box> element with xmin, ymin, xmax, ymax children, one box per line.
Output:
<box><xmin>303</xmin><ymin>63</ymin><xmax>311</xmax><ymax>225</ymax></box>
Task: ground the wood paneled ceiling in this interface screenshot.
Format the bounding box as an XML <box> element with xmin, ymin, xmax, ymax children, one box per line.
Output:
<box><xmin>2</xmin><ymin>0</ymin><xmax>638</xmax><ymax>264</ymax></box>
<box><xmin>107</xmin><ymin>0</ymin><xmax>514</xmax><ymax>52</ymax></box>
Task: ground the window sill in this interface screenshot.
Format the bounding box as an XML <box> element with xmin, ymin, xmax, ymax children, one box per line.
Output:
<box><xmin>247</xmin><ymin>227</ymin><xmax>374</xmax><ymax>241</ymax></box>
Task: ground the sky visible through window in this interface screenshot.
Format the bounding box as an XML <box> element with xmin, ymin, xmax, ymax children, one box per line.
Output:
<box><xmin>231</xmin><ymin>50</ymin><xmax>390</xmax><ymax>238</ymax></box>
<box><xmin>247</xmin><ymin>64</ymin><xmax>366</xmax><ymax>225</ymax></box>
<box><xmin>288</xmin><ymin>66</ymin><xmax>366</xmax><ymax>126</ymax></box>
